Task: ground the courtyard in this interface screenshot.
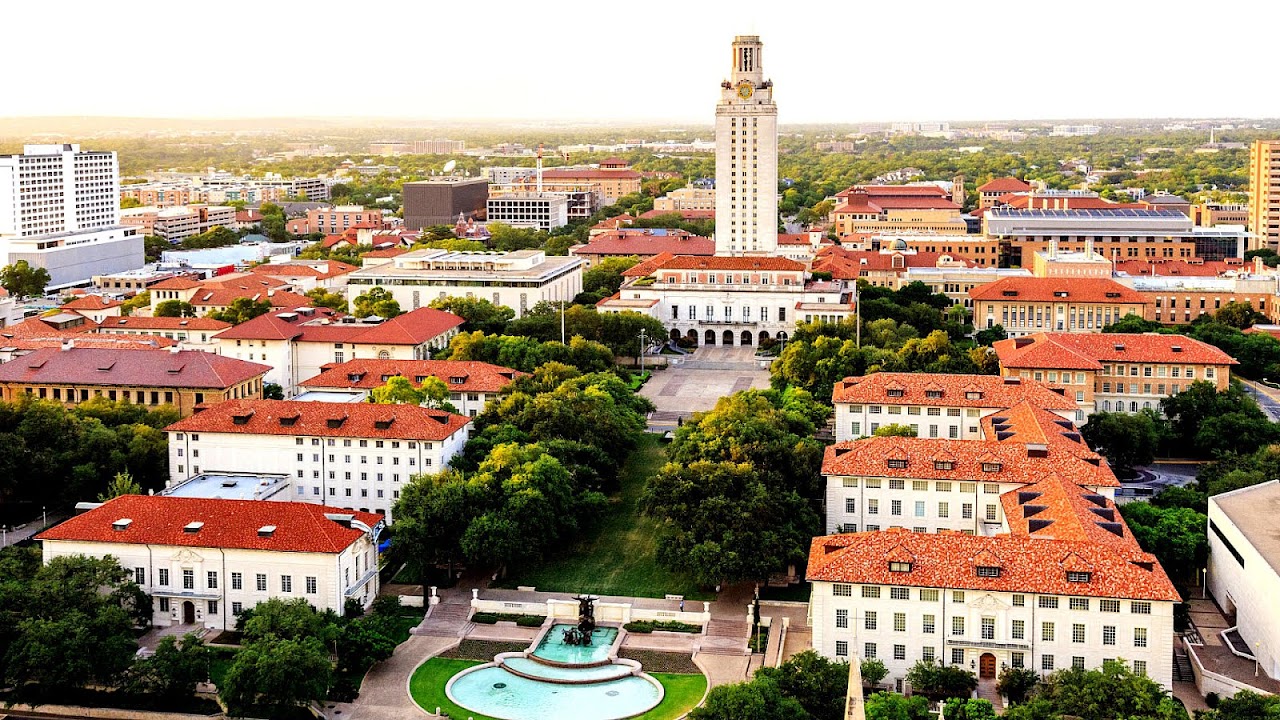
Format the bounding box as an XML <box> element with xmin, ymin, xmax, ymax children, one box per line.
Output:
<box><xmin>641</xmin><ymin>346</ymin><xmax>773</xmax><ymax>430</ymax></box>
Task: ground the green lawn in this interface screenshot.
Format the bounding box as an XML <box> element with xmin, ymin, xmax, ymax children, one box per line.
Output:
<box><xmin>495</xmin><ymin>434</ymin><xmax>712</xmax><ymax>600</ymax></box>
<box><xmin>408</xmin><ymin>658</ymin><xmax>706</xmax><ymax>720</ymax></box>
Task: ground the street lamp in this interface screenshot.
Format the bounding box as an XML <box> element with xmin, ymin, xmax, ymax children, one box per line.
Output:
<box><xmin>42</xmin><ymin>506</ymin><xmax>46</xmax><ymax>529</ymax></box>
<box><xmin>638</xmin><ymin>329</ymin><xmax>648</xmax><ymax>373</ymax></box>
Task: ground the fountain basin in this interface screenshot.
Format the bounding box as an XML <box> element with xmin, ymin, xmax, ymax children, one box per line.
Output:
<box><xmin>502</xmin><ymin>655</ymin><xmax>636</xmax><ymax>684</ymax></box>
<box><xmin>446</xmin><ymin>664</ymin><xmax>663</xmax><ymax>720</ymax></box>
<box><xmin>530</xmin><ymin>623</ymin><xmax>619</xmax><ymax>666</ymax></box>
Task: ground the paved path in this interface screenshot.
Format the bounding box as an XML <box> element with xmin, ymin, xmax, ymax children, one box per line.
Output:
<box><xmin>640</xmin><ymin>347</ymin><xmax>770</xmax><ymax>429</ymax></box>
<box><xmin>1243</xmin><ymin>379</ymin><xmax>1280</xmax><ymax>421</ymax></box>
<box><xmin>327</xmin><ymin>635</ymin><xmax>457</xmax><ymax>720</ymax></box>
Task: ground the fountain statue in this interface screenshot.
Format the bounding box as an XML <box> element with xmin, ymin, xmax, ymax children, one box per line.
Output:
<box><xmin>561</xmin><ymin>595</ymin><xmax>598</xmax><ymax>646</ymax></box>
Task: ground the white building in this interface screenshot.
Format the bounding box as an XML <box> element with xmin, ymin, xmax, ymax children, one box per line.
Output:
<box><xmin>715</xmin><ymin>36</ymin><xmax>778</xmax><ymax>256</ymax></box>
<box><xmin>1206</xmin><ymin>480</ymin><xmax>1280</xmax><ymax>685</ymax></box>
<box><xmin>214</xmin><ymin>306</ymin><xmax>464</xmax><ymax>394</ymax></box>
<box><xmin>597</xmin><ymin>255</ymin><xmax>852</xmax><ymax>347</ymax></box>
<box><xmin>0</xmin><ymin>144</ymin><xmax>143</xmax><ymax>288</ymax></box>
<box><xmin>654</xmin><ymin>187</ymin><xmax>716</xmax><ymax>212</ymax></box>
<box><xmin>95</xmin><ymin>316</ymin><xmax>233</xmax><ymax>351</ymax></box>
<box><xmin>38</xmin><ymin>495</ymin><xmax>382</xmax><ymax>630</ymax></box>
<box><xmin>344</xmin><ymin>249</ymin><xmax>582</xmax><ymax>319</ymax></box>
<box><xmin>164</xmin><ymin>399</ymin><xmax>471</xmax><ymax>521</ymax></box>
<box><xmin>297</xmin><ymin>358</ymin><xmax>526</xmax><ymax>417</ymax></box>
<box><xmin>486</xmin><ymin>193</ymin><xmax>569</xmax><ymax>231</ymax></box>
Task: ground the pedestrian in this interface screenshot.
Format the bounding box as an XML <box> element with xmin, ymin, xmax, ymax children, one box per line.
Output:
<box><xmin>679</xmin><ymin>599</ymin><xmax>684</xmax><ymax>613</ymax></box>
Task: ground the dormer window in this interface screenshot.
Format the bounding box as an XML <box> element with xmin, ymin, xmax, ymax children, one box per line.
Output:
<box><xmin>965</xmin><ymin>391</ymin><xmax>983</xmax><ymax>400</ymax></box>
<box><xmin>925</xmin><ymin>390</ymin><xmax>943</xmax><ymax>399</ymax></box>
<box><xmin>1066</xmin><ymin>571</ymin><xmax>1092</xmax><ymax>583</ymax></box>
<box><xmin>976</xmin><ymin>566</ymin><xmax>1002</xmax><ymax>578</ymax></box>
<box><xmin>982</xmin><ymin>463</ymin><xmax>1002</xmax><ymax>473</ymax></box>
<box><xmin>886</xmin><ymin>389</ymin><xmax>904</xmax><ymax>398</ymax></box>
<box><xmin>934</xmin><ymin>461</ymin><xmax>954</xmax><ymax>470</ymax></box>
<box><xmin>449</xmin><ymin>376</ymin><xmax>465</xmax><ymax>384</ymax></box>
<box><xmin>889</xmin><ymin>562</ymin><xmax>912</xmax><ymax>573</ymax></box>
<box><xmin>887</xmin><ymin>459</ymin><xmax>908</xmax><ymax>469</ymax></box>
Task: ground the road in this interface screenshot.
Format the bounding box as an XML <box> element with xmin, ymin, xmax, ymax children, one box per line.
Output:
<box><xmin>0</xmin><ymin>512</ymin><xmax>63</xmax><ymax>548</ymax></box>
<box><xmin>1241</xmin><ymin>379</ymin><xmax>1280</xmax><ymax>422</ymax></box>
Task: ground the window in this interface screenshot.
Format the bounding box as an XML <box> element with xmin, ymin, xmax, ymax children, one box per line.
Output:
<box><xmin>1131</xmin><ymin>601</ymin><xmax>1152</xmax><ymax>615</ymax></box>
<box><xmin>1072</xmin><ymin>656</ymin><xmax>1085</xmax><ymax>670</ymax></box>
<box><xmin>836</xmin><ymin>609</ymin><xmax>848</xmax><ymax>629</ymax></box>
<box><xmin>1042</xmin><ymin>655</ymin><xmax>1055</xmax><ymax>671</ymax></box>
<box><xmin>1133</xmin><ymin>660</ymin><xmax>1147</xmax><ymax>677</ymax></box>
<box><xmin>982</xmin><ymin>617</ymin><xmax>995</xmax><ymax>640</ymax></box>
<box><xmin>1012</xmin><ymin>619</ymin><xmax>1025</xmax><ymax>640</ymax></box>
<box><xmin>207</xmin><ymin>571</ymin><xmax>218</xmax><ymax>589</ymax></box>
<box><xmin>1039</xmin><ymin>596</ymin><xmax>1059</xmax><ymax>609</ymax></box>
<box><xmin>890</xmin><ymin>587</ymin><xmax>910</xmax><ymax>600</ymax></box>
<box><xmin>134</xmin><ymin>567</ymin><xmax>145</xmax><ymax>585</ymax></box>
<box><xmin>868</xmin><ymin>499</ymin><xmax>879</xmax><ymax>515</ymax></box>
<box><xmin>1066</xmin><ymin>571</ymin><xmax>1092</xmax><ymax>583</ymax></box>
<box><xmin>1103</xmin><ymin>625</ymin><xmax>1116</xmax><ymax>645</ymax></box>
<box><xmin>923</xmin><ymin>646</ymin><xmax>936</xmax><ymax>662</ymax></box>
<box><xmin>1134</xmin><ymin>627</ymin><xmax>1148</xmax><ymax>647</ymax></box>
<box><xmin>1072</xmin><ymin>623</ymin><xmax>1085</xmax><ymax>643</ymax></box>
<box><xmin>306</xmin><ymin>576</ymin><xmax>317</xmax><ymax>594</ymax></box>
<box><xmin>1100</xmin><ymin>599</ymin><xmax>1120</xmax><ymax>613</ymax></box>
<box><xmin>256</xmin><ymin>574</ymin><xmax>267</xmax><ymax>592</ymax></box>
<box><xmin>865</xmin><ymin>611</ymin><xmax>877</xmax><ymax>630</ymax></box>
<box><xmin>976</xmin><ymin>566</ymin><xmax>1001</xmax><ymax>578</ymax></box>
<box><xmin>985</xmin><ymin>504</ymin><xmax>998</xmax><ymax>521</ymax></box>
<box><xmin>953</xmin><ymin>591</ymin><xmax>965</xmax><ymax>603</ymax></box>
<box><xmin>182</xmin><ymin>569</ymin><xmax>194</xmax><ymax>590</ymax></box>
<box><xmin>889</xmin><ymin>561</ymin><xmax>912</xmax><ymax>573</ymax></box>
<box><xmin>1013</xmin><ymin>594</ymin><xmax>1025</xmax><ymax>607</ymax></box>
<box><xmin>159</xmin><ymin>598</ymin><xmax>170</xmax><ymax>612</ymax></box>
<box><xmin>208</xmin><ymin>600</ymin><xmax>219</xmax><ymax>615</ymax></box>
<box><xmin>891</xmin><ymin>500</ymin><xmax>902</xmax><ymax>516</ymax></box>
<box><xmin>1070</xmin><ymin>598</ymin><xmax>1089</xmax><ymax>611</ymax></box>
<box><xmin>889</xmin><ymin>479</ymin><xmax>905</xmax><ymax>490</ymax></box>
<box><xmin>159</xmin><ymin>568</ymin><xmax>170</xmax><ymax>586</ymax></box>
<box><xmin>894</xmin><ymin>644</ymin><xmax>906</xmax><ymax>661</ymax></box>
<box><xmin>952</xmin><ymin>648</ymin><xmax>965</xmax><ymax>665</ymax></box>
<box><xmin>1011</xmin><ymin>652</ymin><xmax>1024</xmax><ymax>669</ymax></box>
<box><xmin>281</xmin><ymin>575</ymin><xmax>293</xmax><ymax>593</ymax></box>
<box><xmin>923</xmin><ymin>614</ymin><xmax>936</xmax><ymax>633</ymax></box>
<box><xmin>862</xmin><ymin>586</ymin><xmax>881</xmax><ymax>599</ymax></box>
<box><xmin>833</xmin><ymin>584</ymin><xmax>852</xmax><ymax>597</ymax></box>
<box><xmin>1042</xmin><ymin>622</ymin><xmax>1055</xmax><ymax>641</ymax></box>
<box><xmin>962</xmin><ymin>503</ymin><xmax>973</xmax><ymax>519</ymax></box>
<box><xmin>920</xmin><ymin>589</ymin><xmax>939</xmax><ymax>602</ymax></box>
<box><xmin>952</xmin><ymin>616</ymin><xmax>964</xmax><ymax>636</ymax></box>
<box><xmin>864</xmin><ymin>642</ymin><xmax>877</xmax><ymax>659</ymax></box>
<box><xmin>231</xmin><ymin>572</ymin><xmax>242</xmax><ymax>590</ymax></box>
<box><xmin>938</xmin><ymin>502</ymin><xmax>950</xmax><ymax>518</ymax></box>
<box><xmin>835</xmin><ymin>640</ymin><xmax>848</xmax><ymax>657</ymax></box>
<box><xmin>232</xmin><ymin>601</ymin><xmax>243</xmax><ymax>615</ymax></box>
<box><xmin>894</xmin><ymin>612</ymin><xmax>906</xmax><ymax>632</ymax></box>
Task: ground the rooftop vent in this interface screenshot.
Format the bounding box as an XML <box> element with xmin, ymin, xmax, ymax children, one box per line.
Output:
<box><xmin>1017</xmin><ymin>491</ymin><xmax>1041</xmax><ymax>505</ymax></box>
<box><xmin>1171</xmin><ymin>345</ymin><xmax>1182</xmax><ymax>353</ymax></box>
<box><xmin>1114</xmin><ymin>344</ymin><xmax>1126</xmax><ymax>351</ymax></box>
<box><xmin>220</xmin><ymin>479</ymin><xmax>239</xmax><ymax>488</ymax></box>
<box><xmin>1029</xmin><ymin>518</ymin><xmax>1054</xmax><ymax>533</ymax></box>
<box><xmin>1084</xmin><ymin>494</ymin><xmax>1108</xmax><ymax>508</ymax></box>
<box><xmin>179</xmin><ymin>320</ymin><xmax>189</xmax><ymax>326</ymax></box>
<box><xmin>112</xmin><ymin>518</ymin><xmax>133</xmax><ymax>531</ymax></box>
<box><xmin>833</xmin><ymin>447</ymin><xmax>852</xmax><ymax>457</ymax></box>
<box><xmin>325</xmin><ymin>513</ymin><xmax>355</xmax><ymax>528</ymax></box>
<box><xmin>232</xmin><ymin>411</ymin><xmax>254</xmax><ymax>425</ymax></box>
<box><xmin>1089</xmin><ymin>507</ymin><xmax>1115</xmax><ymax>521</ymax></box>
<box><xmin>1002</xmin><ymin>290</ymin><xmax>1019</xmax><ymax>297</ymax></box>
<box><xmin>183</xmin><ymin>521</ymin><xmax>204</xmax><ymax>533</ymax></box>
<box><xmin>1097</xmin><ymin>521</ymin><xmax>1124</xmax><ymax>537</ymax></box>
<box><xmin>278</xmin><ymin>414</ymin><xmax>299</xmax><ymax>426</ymax></box>
<box><xmin>257</xmin><ymin>525</ymin><xmax>276</xmax><ymax>537</ymax></box>
<box><xmin>97</xmin><ymin>362</ymin><xmax>115</xmax><ymax>371</ymax></box>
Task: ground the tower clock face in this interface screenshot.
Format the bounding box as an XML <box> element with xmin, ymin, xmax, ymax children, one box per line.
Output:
<box><xmin>737</xmin><ymin>82</ymin><xmax>753</xmax><ymax>100</ymax></box>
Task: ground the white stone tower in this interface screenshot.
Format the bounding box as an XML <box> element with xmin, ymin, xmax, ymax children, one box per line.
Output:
<box><xmin>714</xmin><ymin>35</ymin><xmax>778</xmax><ymax>256</ymax></box>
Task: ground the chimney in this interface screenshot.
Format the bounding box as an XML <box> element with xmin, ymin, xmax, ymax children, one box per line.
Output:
<box><xmin>169</xmin><ymin>345</ymin><xmax>181</xmax><ymax>354</ymax></box>
<box><xmin>61</xmin><ymin>338</ymin><xmax>74</xmax><ymax>351</ymax></box>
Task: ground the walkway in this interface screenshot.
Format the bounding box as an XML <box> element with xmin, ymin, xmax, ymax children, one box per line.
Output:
<box><xmin>640</xmin><ymin>347</ymin><xmax>770</xmax><ymax>429</ymax></box>
<box><xmin>326</xmin><ymin>635</ymin><xmax>457</xmax><ymax>720</ymax></box>
<box><xmin>1183</xmin><ymin>597</ymin><xmax>1280</xmax><ymax>694</ymax></box>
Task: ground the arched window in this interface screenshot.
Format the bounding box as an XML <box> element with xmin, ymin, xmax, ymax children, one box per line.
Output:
<box><xmin>377</xmin><ymin>350</ymin><xmax>391</xmax><ymax>360</ymax></box>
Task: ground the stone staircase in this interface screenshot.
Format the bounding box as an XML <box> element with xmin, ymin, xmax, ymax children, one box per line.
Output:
<box><xmin>413</xmin><ymin>601</ymin><xmax>473</xmax><ymax>638</ymax></box>
<box><xmin>976</xmin><ymin>678</ymin><xmax>1004</xmax><ymax>714</ymax></box>
<box><xmin>1173</xmin><ymin>647</ymin><xmax>1196</xmax><ymax>682</ymax></box>
<box><xmin>698</xmin><ymin>618</ymin><xmax>750</xmax><ymax>656</ymax></box>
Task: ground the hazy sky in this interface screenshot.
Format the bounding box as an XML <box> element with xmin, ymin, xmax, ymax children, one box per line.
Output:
<box><xmin>6</xmin><ymin>0</ymin><xmax>1278</xmax><ymax>124</ymax></box>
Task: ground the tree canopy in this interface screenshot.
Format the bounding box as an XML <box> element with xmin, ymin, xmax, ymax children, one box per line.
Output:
<box><xmin>352</xmin><ymin>287</ymin><xmax>402</xmax><ymax>318</ymax></box>
<box><xmin>0</xmin><ymin>260</ymin><xmax>52</xmax><ymax>298</ymax></box>
<box><xmin>207</xmin><ymin>297</ymin><xmax>272</xmax><ymax>325</ymax></box>
<box><xmin>428</xmin><ymin>296</ymin><xmax>514</xmax><ymax>334</ymax></box>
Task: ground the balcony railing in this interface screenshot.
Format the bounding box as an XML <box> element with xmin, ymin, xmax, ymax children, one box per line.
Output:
<box><xmin>945</xmin><ymin>638</ymin><xmax>1030</xmax><ymax>650</ymax></box>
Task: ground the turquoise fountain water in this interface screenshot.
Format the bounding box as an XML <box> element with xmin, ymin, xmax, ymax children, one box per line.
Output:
<box><xmin>446</xmin><ymin>622</ymin><xmax>663</xmax><ymax>720</ymax></box>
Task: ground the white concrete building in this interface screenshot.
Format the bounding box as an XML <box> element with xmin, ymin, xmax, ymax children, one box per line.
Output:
<box><xmin>164</xmin><ymin>399</ymin><xmax>471</xmax><ymax>521</ymax></box>
<box><xmin>215</xmin><ymin>306</ymin><xmax>464</xmax><ymax>395</ymax></box>
<box><xmin>1206</xmin><ymin>480</ymin><xmax>1280</xmax><ymax>683</ymax></box>
<box><xmin>344</xmin><ymin>249</ymin><xmax>582</xmax><ymax>319</ymax></box>
<box><xmin>654</xmin><ymin>187</ymin><xmax>716</xmax><ymax>212</ymax></box>
<box><xmin>0</xmin><ymin>144</ymin><xmax>143</xmax><ymax>288</ymax></box>
<box><xmin>715</xmin><ymin>35</ymin><xmax>778</xmax><ymax>256</ymax></box>
<box><xmin>38</xmin><ymin>495</ymin><xmax>382</xmax><ymax>630</ymax></box>
<box><xmin>485</xmin><ymin>193</ymin><xmax>569</xmax><ymax>231</ymax></box>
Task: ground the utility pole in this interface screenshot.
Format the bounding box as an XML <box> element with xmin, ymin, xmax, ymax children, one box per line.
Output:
<box><xmin>854</xmin><ymin>281</ymin><xmax>861</xmax><ymax>348</ymax></box>
<box><xmin>639</xmin><ymin>329</ymin><xmax>648</xmax><ymax>373</ymax></box>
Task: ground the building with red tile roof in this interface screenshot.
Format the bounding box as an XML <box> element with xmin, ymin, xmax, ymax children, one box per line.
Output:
<box><xmin>570</xmin><ymin>229</ymin><xmax>714</xmax><ymax>268</ymax></box>
<box><xmin>970</xmin><ymin>277</ymin><xmax>1148</xmax><ymax>338</ymax></box>
<box><xmin>993</xmin><ymin>332</ymin><xmax>1236</xmax><ymax>417</ymax></box>
<box><xmin>833</xmin><ymin>185</ymin><xmax>968</xmax><ymax>236</ymax></box>
<box><xmin>298</xmin><ymin>359</ymin><xmax>525</xmax><ymax>416</ymax></box>
<box><xmin>813</xmin><ymin>245</ymin><xmax>976</xmax><ymax>288</ymax></box>
<box><xmin>214</xmin><ymin>306</ymin><xmax>464</xmax><ymax>394</ymax></box>
<box><xmin>0</xmin><ymin>334</ymin><xmax>179</xmax><ymax>363</ymax></box>
<box><xmin>94</xmin><ymin>316</ymin><xmax>232</xmax><ymax>350</ymax></box>
<box><xmin>165</xmin><ymin>399</ymin><xmax>470</xmax><ymax>521</ymax></box>
<box><xmin>38</xmin><ymin>495</ymin><xmax>382</xmax><ymax>630</ymax></box>
<box><xmin>977</xmin><ymin>177</ymin><xmax>1033</xmax><ymax>208</ymax></box>
<box><xmin>59</xmin><ymin>294</ymin><xmax>124</xmax><ymax>324</ymax></box>
<box><xmin>0</xmin><ymin>346</ymin><xmax>268</xmax><ymax>415</ymax></box>
<box><xmin>249</xmin><ymin>260</ymin><xmax>359</xmax><ymax>292</ymax></box>
<box><xmin>1112</xmin><ymin>258</ymin><xmax>1253</xmax><ymax>277</ymax></box>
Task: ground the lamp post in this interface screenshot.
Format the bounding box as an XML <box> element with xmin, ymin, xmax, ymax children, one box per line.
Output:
<box><xmin>1201</xmin><ymin>568</ymin><xmax>1207</xmax><ymax>599</ymax></box>
<box><xmin>42</xmin><ymin>506</ymin><xmax>46</xmax><ymax>529</ymax></box>
<box><xmin>854</xmin><ymin>281</ymin><xmax>861</xmax><ymax>348</ymax></box>
<box><xmin>638</xmin><ymin>329</ymin><xmax>648</xmax><ymax>373</ymax></box>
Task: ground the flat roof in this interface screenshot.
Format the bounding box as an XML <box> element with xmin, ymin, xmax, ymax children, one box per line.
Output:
<box><xmin>1214</xmin><ymin>481</ymin><xmax>1280</xmax><ymax>576</ymax></box>
<box><xmin>162</xmin><ymin>472</ymin><xmax>291</xmax><ymax>501</ymax></box>
<box><xmin>292</xmin><ymin>390</ymin><xmax>368</xmax><ymax>403</ymax></box>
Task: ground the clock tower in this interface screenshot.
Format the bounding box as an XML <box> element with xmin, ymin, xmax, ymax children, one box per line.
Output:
<box><xmin>715</xmin><ymin>35</ymin><xmax>778</xmax><ymax>256</ymax></box>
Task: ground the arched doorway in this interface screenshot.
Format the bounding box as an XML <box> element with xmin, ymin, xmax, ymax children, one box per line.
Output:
<box><xmin>669</xmin><ymin>329</ymin><xmax>681</xmax><ymax>341</ymax></box>
<box><xmin>776</xmin><ymin>331</ymin><xmax>788</xmax><ymax>341</ymax></box>
<box><xmin>686</xmin><ymin>329</ymin><xmax>698</xmax><ymax>345</ymax></box>
<box><xmin>979</xmin><ymin>653</ymin><xmax>996</xmax><ymax>679</ymax></box>
<box><xmin>722</xmin><ymin>330</ymin><xmax>734</xmax><ymax>346</ymax></box>
<box><xmin>704</xmin><ymin>329</ymin><xmax>716</xmax><ymax>345</ymax></box>
<box><xmin>741</xmin><ymin>331</ymin><xmax>753</xmax><ymax>346</ymax></box>
<box><xmin>182</xmin><ymin>601</ymin><xmax>195</xmax><ymax>625</ymax></box>
<box><xmin>758</xmin><ymin>331</ymin><xmax>770</xmax><ymax>345</ymax></box>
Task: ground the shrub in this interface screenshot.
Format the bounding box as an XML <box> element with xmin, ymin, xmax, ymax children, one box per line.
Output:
<box><xmin>515</xmin><ymin>615</ymin><xmax>544</xmax><ymax>627</ymax></box>
<box><xmin>471</xmin><ymin>612</ymin><xmax>499</xmax><ymax>624</ymax></box>
<box><xmin>624</xmin><ymin>621</ymin><xmax>654</xmax><ymax>633</ymax></box>
<box><xmin>1206</xmin><ymin>691</ymin><xmax>1220</xmax><ymax>709</ymax></box>
<box><xmin>861</xmin><ymin>658</ymin><xmax>889</xmax><ymax>687</ymax></box>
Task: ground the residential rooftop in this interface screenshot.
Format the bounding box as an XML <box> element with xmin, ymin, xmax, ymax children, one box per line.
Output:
<box><xmin>0</xmin><ymin>347</ymin><xmax>269</xmax><ymax>389</ymax></box>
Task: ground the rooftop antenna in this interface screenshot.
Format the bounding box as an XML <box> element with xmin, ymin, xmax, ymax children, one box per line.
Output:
<box><xmin>536</xmin><ymin>144</ymin><xmax>544</xmax><ymax>194</ymax></box>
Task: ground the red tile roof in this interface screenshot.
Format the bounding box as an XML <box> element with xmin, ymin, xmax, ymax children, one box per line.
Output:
<box><xmin>591</xmin><ymin>214</ymin><xmax>636</xmax><ymax>231</ymax></box>
<box><xmin>574</xmin><ymin>231</ymin><xmax>714</xmax><ymax>258</ymax></box>
<box><xmin>1</xmin><ymin>335</ymin><xmax>178</xmax><ymax>352</ymax></box>
<box><xmin>836</xmin><ymin>185</ymin><xmax>950</xmax><ymax>199</ymax></box>
<box><xmin>993</xmin><ymin>332</ymin><xmax>1237</xmax><ymax>369</ymax></box>
<box><xmin>250</xmin><ymin>260</ymin><xmax>358</xmax><ymax>280</ymax></box>
<box><xmin>836</xmin><ymin>196</ymin><xmax>962</xmax><ymax>214</ymax></box>
<box><xmin>235</xmin><ymin>210</ymin><xmax>264</xmax><ymax>223</ymax></box>
<box><xmin>648</xmin><ymin>255</ymin><xmax>805</xmax><ymax>272</ymax></box>
<box><xmin>166</xmin><ymin>399</ymin><xmax>470</xmax><ymax>441</ymax></box>
<box><xmin>38</xmin><ymin>496</ymin><xmax>380</xmax><ymax>554</ymax></box>
<box><xmin>362</xmin><ymin>247</ymin><xmax>409</xmax><ymax>259</ymax></box>
<box><xmin>214</xmin><ymin>307</ymin><xmax>462</xmax><ymax>346</ymax></box>
<box><xmin>806</xmin><ymin>528</ymin><xmax>1178</xmax><ymax>601</ymax></box>
<box><xmin>621</xmin><ymin>252</ymin><xmax>676</xmax><ymax>278</ymax></box>
<box><xmin>813</xmin><ymin>247</ymin><xmax>974</xmax><ymax>278</ymax></box>
<box><xmin>0</xmin><ymin>316</ymin><xmax>97</xmax><ymax>338</ymax></box>
<box><xmin>978</xmin><ymin>177</ymin><xmax>1033</xmax><ymax>193</ymax></box>
<box><xmin>968</xmin><ymin>278</ymin><xmax>1146</xmax><ymax>304</ymax></box>
<box><xmin>832</xmin><ymin>372</ymin><xmax>1077</xmax><ymax>411</ymax></box>
<box><xmin>189</xmin><ymin>288</ymin><xmax>311</xmax><ymax>310</ymax></box>
<box><xmin>301</xmin><ymin>359</ymin><xmax>525</xmax><ymax>393</ymax></box>
<box><xmin>0</xmin><ymin>347</ymin><xmax>269</xmax><ymax>389</ymax></box>
<box><xmin>150</xmin><ymin>277</ymin><xmax>202</xmax><ymax>290</ymax></box>
<box><xmin>98</xmin><ymin>316</ymin><xmax>233</xmax><ymax>332</ymax></box>
<box><xmin>343</xmin><ymin>308</ymin><xmax>463</xmax><ymax>345</ymax></box>
<box><xmin>61</xmin><ymin>295</ymin><xmax>122</xmax><ymax>312</ymax></box>
<box><xmin>638</xmin><ymin>209</ymin><xmax>714</xmax><ymax>220</ymax></box>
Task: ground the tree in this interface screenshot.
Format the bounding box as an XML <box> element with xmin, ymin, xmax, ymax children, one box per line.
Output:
<box><xmin>579</xmin><ymin>256</ymin><xmax>641</xmax><ymax>302</ymax></box>
<box><xmin>0</xmin><ymin>260</ymin><xmax>52</xmax><ymax>298</ymax></box>
<box><xmin>1023</xmin><ymin>660</ymin><xmax>1188</xmax><ymax>720</ymax></box>
<box><xmin>98</xmin><ymin>470</ymin><xmax>141</xmax><ymax>501</ymax></box>
<box><xmin>352</xmin><ymin>287</ymin><xmax>402</xmax><ymax>318</ymax></box>
<box><xmin>120</xmin><ymin>291</ymin><xmax>151</xmax><ymax>316</ymax></box>
<box><xmin>943</xmin><ymin>698</ymin><xmax>998</xmax><ymax>720</ymax></box>
<box><xmin>1216</xmin><ymin>301</ymin><xmax>1266</xmax><ymax>329</ymax></box>
<box><xmin>996</xmin><ymin>666</ymin><xmax>1040</xmax><ymax>705</ymax></box>
<box><xmin>371</xmin><ymin>376</ymin><xmax>425</xmax><ymax>405</ymax></box>
<box><xmin>144</xmin><ymin>235</ymin><xmax>172</xmax><ymax>263</ymax></box>
<box><xmin>487</xmin><ymin>222</ymin><xmax>547</xmax><ymax>252</ymax></box>
<box><xmin>1080</xmin><ymin>409</ymin><xmax>1166</xmax><ymax>475</ymax></box>
<box><xmin>220</xmin><ymin>636</ymin><xmax>332</xmax><ymax>718</ymax></box>
<box><xmin>389</xmin><ymin>469</ymin><xmax>478</xmax><ymax>583</ymax></box>
<box><xmin>1199</xmin><ymin>690</ymin><xmax>1280</xmax><ymax>720</ymax></box>
<box><xmin>1103</xmin><ymin>314</ymin><xmax>1165</xmax><ymax>334</ymax></box>
<box><xmin>974</xmin><ymin>324</ymin><xmax>1007</xmax><ymax>346</ymax></box>
<box><xmin>689</xmin><ymin>677</ymin><xmax>809</xmax><ymax>720</ymax></box>
<box><xmin>335</xmin><ymin>619</ymin><xmax>396</xmax><ymax>675</ymax></box>
<box><xmin>904</xmin><ymin>659</ymin><xmax>977</xmax><ymax>702</ymax></box>
<box><xmin>125</xmin><ymin>633</ymin><xmax>212</xmax><ymax>702</ymax></box>
<box><xmin>1160</xmin><ymin>381</ymin><xmax>1280</xmax><ymax>457</ymax></box>
<box><xmin>1119</xmin><ymin>501</ymin><xmax>1208</xmax><ymax>582</ymax></box>
<box><xmin>860</xmin><ymin>658</ymin><xmax>889</xmax><ymax>688</ymax></box>
<box><xmin>756</xmin><ymin>650</ymin><xmax>849</xmax><ymax>720</ymax></box>
<box><xmin>207</xmin><ymin>297</ymin><xmax>272</xmax><ymax>325</ymax></box>
<box><xmin>238</xmin><ymin>598</ymin><xmax>340</xmax><ymax>645</ymax></box>
<box><xmin>429</xmin><ymin>296</ymin><xmax>514</xmax><ymax>334</ymax></box>
<box><xmin>305</xmin><ymin>287</ymin><xmax>347</xmax><ymax>312</ymax></box>
<box><xmin>865</xmin><ymin>692</ymin><xmax>931</xmax><ymax>720</ymax></box>
<box><xmin>263</xmin><ymin>383</ymin><xmax>284</xmax><ymax>400</ymax></box>
<box><xmin>872</xmin><ymin>423</ymin><xmax>917</xmax><ymax>438</ymax></box>
<box><xmin>154</xmin><ymin>299</ymin><xmax>196</xmax><ymax>317</ymax></box>
<box><xmin>179</xmin><ymin>226</ymin><xmax>238</xmax><ymax>250</ymax></box>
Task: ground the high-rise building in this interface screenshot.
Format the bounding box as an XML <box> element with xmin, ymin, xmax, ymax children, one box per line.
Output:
<box><xmin>714</xmin><ymin>35</ymin><xmax>778</xmax><ymax>256</ymax></box>
<box><xmin>0</xmin><ymin>144</ymin><xmax>142</xmax><ymax>288</ymax></box>
<box><xmin>402</xmin><ymin>177</ymin><xmax>489</xmax><ymax>230</ymax></box>
<box><xmin>1248</xmin><ymin>140</ymin><xmax>1280</xmax><ymax>251</ymax></box>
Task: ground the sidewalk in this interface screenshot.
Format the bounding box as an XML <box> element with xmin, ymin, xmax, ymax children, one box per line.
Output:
<box><xmin>1</xmin><ymin>511</ymin><xmax>65</xmax><ymax>548</ymax></box>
